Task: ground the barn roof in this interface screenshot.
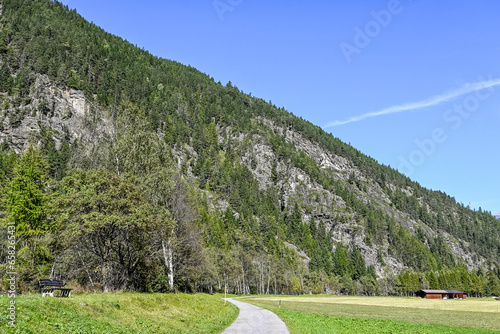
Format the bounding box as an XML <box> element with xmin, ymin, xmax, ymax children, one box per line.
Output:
<box><xmin>445</xmin><ymin>290</ymin><xmax>465</xmax><ymax>294</ymax></box>
<box><xmin>418</xmin><ymin>289</ymin><xmax>465</xmax><ymax>294</ymax></box>
<box><xmin>419</xmin><ymin>290</ymin><xmax>449</xmax><ymax>294</ymax></box>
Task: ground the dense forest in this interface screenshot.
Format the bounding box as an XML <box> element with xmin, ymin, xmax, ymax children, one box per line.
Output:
<box><xmin>0</xmin><ymin>0</ymin><xmax>499</xmax><ymax>297</ymax></box>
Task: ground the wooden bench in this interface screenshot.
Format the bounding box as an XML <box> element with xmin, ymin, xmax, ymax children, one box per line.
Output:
<box><xmin>39</xmin><ymin>279</ymin><xmax>72</xmax><ymax>297</ymax></box>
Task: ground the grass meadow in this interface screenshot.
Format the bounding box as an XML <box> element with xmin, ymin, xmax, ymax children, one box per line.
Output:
<box><xmin>0</xmin><ymin>293</ymin><xmax>238</xmax><ymax>334</ymax></box>
<box><xmin>3</xmin><ymin>293</ymin><xmax>500</xmax><ymax>333</ymax></box>
<box><xmin>246</xmin><ymin>295</ymin><xmax>500</xmax><ymax>333</ymax></box>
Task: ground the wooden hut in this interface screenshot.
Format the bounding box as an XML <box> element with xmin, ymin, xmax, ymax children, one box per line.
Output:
<box><xmin>416</xmin><ymin>289</ymin><xmax>467</xmax><ymax>299</ymax></box>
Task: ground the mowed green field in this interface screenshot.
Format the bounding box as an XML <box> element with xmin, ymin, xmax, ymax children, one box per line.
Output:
<box><xmin>1</xmin><ymin>293</ymin><xmax>238</xmax><ymax>334</ymax></box>
<box><xmin>246</xmin><ymin>295</ymin><xmax>500</xmax><ymax>333</ymax></box>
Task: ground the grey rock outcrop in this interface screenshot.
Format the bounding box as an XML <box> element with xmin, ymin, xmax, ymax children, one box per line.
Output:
<box><xmin>0</xmin><ymin>74</ymin><xmax>111</xmax><ymax>152</ymax></box>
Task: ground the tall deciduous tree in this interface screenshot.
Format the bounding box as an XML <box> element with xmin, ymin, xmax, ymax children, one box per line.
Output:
<box><xmin>55</xmin><ymin>168</ymin><xmax>170</xmax><ymax>292</ymax></box>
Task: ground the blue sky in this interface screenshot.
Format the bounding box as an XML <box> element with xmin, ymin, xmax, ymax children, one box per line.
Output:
<box><xmin>59</xmin><ymin>0</ymin><xmax>500</xmax><ymax>215</ymax></box>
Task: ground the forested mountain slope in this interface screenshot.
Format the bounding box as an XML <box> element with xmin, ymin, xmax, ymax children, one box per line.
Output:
<box><xmin>0</xmin><ymin>0</ymin><xmax>499</xmax><ymax>296</ymax></box>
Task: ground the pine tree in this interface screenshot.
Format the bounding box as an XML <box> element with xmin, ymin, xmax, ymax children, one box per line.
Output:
<box><xmin>5</xmin><ymin>146</ymin><xmax>53</xmax><ymax>237</ymax></box>
<box><xmin>0</xmin><ymin>63</ymin><xmax>13</xmax><ymax>93</ymax></box>
<box><xmin>350</xmin><ymin>247</ymin><xmax>366</xmax><ymax>280</ymax></box>
<box><xmin>427</xmin><ymin>271</ymin><xmax>439</xmax><ymax>289</ymax></box>
<box><xmin>3</xmin><ymin>146</ymin><xmax>55</xmax><ymax>279</ymax></box>
<box><xmin>288</xmin><ymin>202</ymin><xmax>302</xmax><ymax>242</ymax></box>
<box><xmin>333</xmin><ymin>243</ymin><xmax>349</xmax><ymax>277</ymax></box>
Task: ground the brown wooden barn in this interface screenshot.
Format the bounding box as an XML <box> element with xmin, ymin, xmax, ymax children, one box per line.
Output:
<box><xmin>416</xmin><ymin>289</ymin><xmax>467</xmax><ymax>299</ymax></box>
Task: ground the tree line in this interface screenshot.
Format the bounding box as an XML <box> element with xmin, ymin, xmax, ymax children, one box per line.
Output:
<box><xmin>1</xmin><ymin>142</ymin><xmax>499</xmax><ymax>297</ymax></box>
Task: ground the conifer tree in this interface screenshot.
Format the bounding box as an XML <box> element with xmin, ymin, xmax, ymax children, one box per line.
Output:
<box><xmin>3</xmin><ymin>146</ymin><xmax>55</xmax><ymax>280</ymax></box>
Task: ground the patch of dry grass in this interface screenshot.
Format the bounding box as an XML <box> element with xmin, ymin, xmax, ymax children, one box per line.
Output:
<box><xmin>253</xmin><ymin>295</ymin><xmax>500</xmax><ymax>313</ymax></box>
<box><xmin>247</xmin><ymin>295</ymin><xmax>500</xmax><ymax>331</ymax></box>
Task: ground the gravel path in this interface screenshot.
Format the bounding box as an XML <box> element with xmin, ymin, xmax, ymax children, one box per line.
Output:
<box><xmin>222</xmin><ymin>298</ymin><xmax>290</xmax><ymax>334</ymax></box>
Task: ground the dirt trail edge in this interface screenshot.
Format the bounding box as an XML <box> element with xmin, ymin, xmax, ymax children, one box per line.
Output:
<box><xmin>222</xmin><ymin>298</ymin><xmax>290</xmax><ymax>334</ymax></box>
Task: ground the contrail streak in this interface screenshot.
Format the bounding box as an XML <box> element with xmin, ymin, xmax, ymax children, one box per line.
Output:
<box><xmin>324</xmin><ymin>78</ymin><xmax>500</xmax><ymax>128</ymax></box>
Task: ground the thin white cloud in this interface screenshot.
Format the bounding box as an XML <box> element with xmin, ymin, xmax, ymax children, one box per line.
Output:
<box><xmin>324</xmin><ymin>78</ymin><xmax>500</xmax><ymax>128</ymax></box>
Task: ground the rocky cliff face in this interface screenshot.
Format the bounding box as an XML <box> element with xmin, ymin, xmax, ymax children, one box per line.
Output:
<box><xmin>0</xmin><ymin>74</ymin><xmax>111</xmax><ymax>153</ymax></box>
<box><xmin>213</xmin><ymin>117</ymin><xmax>486</xmax><ymax>276</ymax></box>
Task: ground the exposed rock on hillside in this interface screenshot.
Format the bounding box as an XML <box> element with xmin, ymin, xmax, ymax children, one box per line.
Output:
<box><xmin>0</xmin><ymin>74</ymin><xmax>111</xmax><ymax>152</ymax></box>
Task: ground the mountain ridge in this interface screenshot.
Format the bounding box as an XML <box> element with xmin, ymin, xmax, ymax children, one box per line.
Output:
<box><xmin>0</xmin><ymin>0</ymin><xmax>499</xmax><ymax>295</ymax></box>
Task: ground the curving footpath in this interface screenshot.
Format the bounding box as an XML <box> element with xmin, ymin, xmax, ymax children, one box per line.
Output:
<box><xmin>222</xmin><ymin>298</ymin><xmax>290</xmax><ymax>334</ymax></box>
